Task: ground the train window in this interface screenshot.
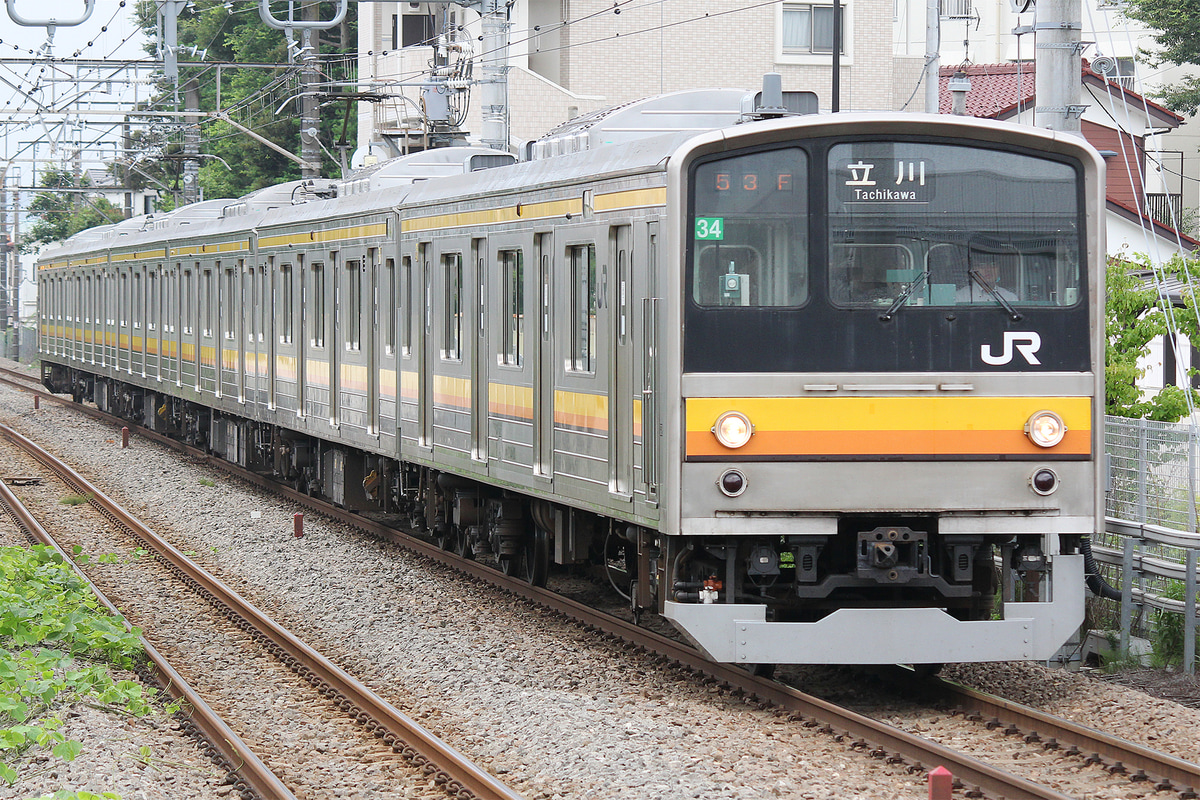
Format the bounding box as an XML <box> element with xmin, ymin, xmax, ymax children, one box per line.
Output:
<box><xmin>280</xmin><ymin>264</ymin><xmax>293</xmax><ymax>344</ymax></box>
<box><xmin>568</xmin><ymin>244</ymin><xmax>597</xmax><ymax>372</ymax></box>
<box><xmin>224</xmin><ymin>266</ymin><xmax>237</xmax><ymax>339</ymax></box>
<box><xmin>500</xmin><ymin>249</ymin><xmax>523</xmax><ymax>366</ymax></box>
<box><xmin>183</xmin><ymin>267</ymin><xmax>193</xmax><ymax>335</ymax></box>
<box><xmin>311</xmin><ymin>262</ymin><xmax>325</xmax><ymax>348</ymax></box>
<box><xmin>203</xmin><ymin>268</ymin><xmax>216</xmax><ymax>337</ymax></box>
<box><xmin>689</xmin><ymin>148</ymin><xmax>808</xmax><ymax>307</ymax></box>
<box><xmin>133</xmin><ymin>271</ymin><xmax>143</xmax><ymax>330</ymax></box>
<box><xmin>148</xmin><ymin>271</ymin><xmax>157</xmax><ymax>332</ymax></box>
<box><xmin>827</xmin><ymin>142</ymin><xmax>1081</xmax><ymax>309</ymax></box>
<box><xmin>401</xmin><ymin>256</ymin><xmax>413</xmax><ymax>356</ymax></box>
<box><xmin>347</xmin><ymin>259</ymin><xmax>362</xmax><ymax>351</ymax></box>
<box><xmin>120</xmin><ymin>272</ymin><xmax>129</xmax><ymax>329</ymax></box>
<box><xmin>443</xmin><ymin>253</ymin><xmax>463</xmax><ymax>361</ymax></box>
<box><xmin>385</xmin><ymin>258</ymin><xmax>396</xmax><ymax>354</ymax></box>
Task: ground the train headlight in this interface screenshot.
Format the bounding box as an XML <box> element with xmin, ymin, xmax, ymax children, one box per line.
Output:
<box><xmin>1025</xmin><ymin>410</ymin><xmax>1066</xmax><ymax>448</ymax></box>
<box><xmin>712</xmin><ymin>411</ymin><xmax>754</xmax><ymax>449</ymax></box>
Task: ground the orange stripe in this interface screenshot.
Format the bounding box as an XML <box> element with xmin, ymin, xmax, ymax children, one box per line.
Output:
<box><xmin>686</xmin><ymin>428</ymin><xmax>1090</xmax><ymax>458</ymax></box>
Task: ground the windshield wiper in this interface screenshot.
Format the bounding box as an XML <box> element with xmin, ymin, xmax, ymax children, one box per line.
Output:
<box><xmin>878</xmin><ymin>270</ymin><xmax>929</xmax><ymax>321</ymax></box>
<box><xmin>967</xmin><ymin>269</ymin><xmax>1023</xmax><ymax>321</ymax></box>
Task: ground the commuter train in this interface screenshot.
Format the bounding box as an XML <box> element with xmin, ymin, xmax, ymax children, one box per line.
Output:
<box><xmin>36</xmin><ymin>88</ymin><xmax>1103</xmax><ymax>666</ymax></box>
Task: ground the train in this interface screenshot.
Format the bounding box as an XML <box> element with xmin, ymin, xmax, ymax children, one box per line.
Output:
<box><xmin>36</xmin><ymin>85</ymin><xmax>1104</xmax><ymax>667</ymax></box>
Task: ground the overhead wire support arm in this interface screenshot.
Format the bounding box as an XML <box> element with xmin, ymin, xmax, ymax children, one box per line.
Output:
<box><xmin>212</xmin><ymin>111</ymin><xmax>320</xmax><ymax>173</ymax></box>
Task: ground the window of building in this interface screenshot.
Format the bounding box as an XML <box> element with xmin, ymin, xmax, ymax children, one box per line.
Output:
<box><xmin>782</xmin><ymin>3</ymin><xmax>842</xmax><ymax>54</ymax></box>
<box><xmin>402</xmin><ymin>14</ymin><xmax>435</xmax><ymax>47</ymax></box>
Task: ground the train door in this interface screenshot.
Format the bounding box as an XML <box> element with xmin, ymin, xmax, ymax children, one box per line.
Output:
<box><xmin>533</xmin><ymin>232</ymin><xmax>553</xmax><ymax>477</ymax></box>
<box><xmin>367</xmin><ymin>247</ymin><xmax>380</xmax><ymax>435</ymax></box>
<box><xmin>418</xmin><ymin>242</ymin><xmax>434</xmax><ymax>448</ymax></box>
<box><xmin>330</xmin><ymin>250</ymin><xmax>341</xmax><ymax>426</ymax></box>
<box><xmin>471</xmin><ymin>237</ymin><xmax>488</xmax><ymax>464</ymax></box>
<box><xmin>609</xmin><ymin>225</ymin><xmax>634</xmax><ymax>498</ymax></box>
<box><xmin>297</xmin><ymin>253</ymin><xmax>308</xmax><ymax>417</ymax></box>
<box><xmin>642</xmin><ymin>222</ymin><xmax>660</xmax><ymax>505</ymax></box>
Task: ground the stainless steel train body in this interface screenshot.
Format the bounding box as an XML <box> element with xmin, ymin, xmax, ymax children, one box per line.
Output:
<box><xmin>37</xmin><ymin>106</ymin><xmax>1105</xmax><ymax>666</ymax></box>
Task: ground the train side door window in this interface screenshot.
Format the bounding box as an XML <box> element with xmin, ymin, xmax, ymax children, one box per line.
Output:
<box><xmin>279</xmin><ymin>264</ymin><xmax>293</xmax><ymax>344</ymax></box>
<box><xmin>443</xmin><ymin>252</ymin><xmax>463</xmax><ymax>361</ymax></box>
<box><xmin>401</xmin><ymin>255</ymin><xmax>413</xmax><ymax>356</ymax></box>
<box><xmin>224</xmin><ymin>265</ymin><xmax>237</xmax><ymax>340</ymax></box>
<box><xmin>346</xmin><ymin>258</ymin><xmax>362</xmax><ymax>351</ymax></box>
<box><xmin>183</xmin><ymin>267</ymin><xmax>193</xmax><ymax>335</ymax></box>
<box><xmin>133</xmin><ymin>270</ymin><xmax>143</xmax><ymax>330</ymax></box>
<box><xmin>311</xmin><ymin>261</ymin><xmax>325</xmax><ymax>348</ymax></box>
<box><xmin>202</xmin><ymin>267</ymin><xmax>214</xmax><ymax>337</ymax></box>
<box><xmin>568</xmin><ymin>244</ymin><xmax>597</xmax><ymax>373</ymax></box>
<box><xmin>500</xmin><ymin>249</ymin><xmax>524</xmax><ymax>366</ymax></box>
<box><xmin>120</xmin><ymin>272</ymin><xmax>129</xmax><ymax>330</ymax></box>
<box><xmin>148</xmin><ymin>270</ymin><xmax>158</xmax><ymax>332</ymax></box>
<box><xmin>385</xmin><ymin>257</ymin><xmax>396</xmax><ymax>354</ymax></box>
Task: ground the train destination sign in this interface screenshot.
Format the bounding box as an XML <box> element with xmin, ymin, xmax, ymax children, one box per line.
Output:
<box><xmin>835</xmin><ymin>157</ymin><xmax>935</xmax><ymax>204</ymax></box>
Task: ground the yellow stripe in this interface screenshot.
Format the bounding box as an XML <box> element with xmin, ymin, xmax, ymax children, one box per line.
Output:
<box><xmin>593</xmin><ymin>186</ymin><xmax>666</xmax><ymax>211</ymax></box>
<box><xmin>555</xmin><ymin>389</ymin><xmax>608</xmax><ymax>432</ymax></box>
<box><xmin>170</xmin><ymin>239</ymin><xmax>250</xmax><ymax>257</ymax></box>
<box><xmin>340</xmin><ymin>363</ymin><xmax>369</xmax><ymax>393</ymax></box>
<box><xmin>489</xmin><ymin>382</ymin><xmax>534</xmax><ymax>420</ymax></box>
<box><xmin>402</xmin><ymin>198</ymin><xmax>582</xmax><ymax>234</ymax></box>
<box><xmin>258</xmin><ymin>222</ymin><xmax>388</xmax><ymax>249</ymax></box>
<box><xmin>434</xmin><ymin>374</ymin><xmax>472</xmax><ymax>409</ymax></box>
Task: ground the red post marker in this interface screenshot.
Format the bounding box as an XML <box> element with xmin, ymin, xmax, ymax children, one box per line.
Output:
<box><xmin>33</xmin><ymin>396</ymin><xmax>39</xmax><ymax>410</ymax></box>
<box><xmin>293</xmin><ymin>512</ymin><xmax>304</xmax><ymax>538</ymax></box>
<box><xmin>121</xmin><ymin>427</ymin><xmax>130</xmax><ymax>449</ymax></box>
<box><xmin>928</xmin><ymin>766</ymin><xmax>953</xmax><ymax>800</ymax></box>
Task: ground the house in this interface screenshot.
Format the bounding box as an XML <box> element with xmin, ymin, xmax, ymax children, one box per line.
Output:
<box><xmin>938</xmin><ymin>61</ymin><xmax>1196</xmax><ymax>261</ymax></box>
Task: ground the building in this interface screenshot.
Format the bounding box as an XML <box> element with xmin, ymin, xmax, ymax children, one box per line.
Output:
<box><xmin>355</xmin><ymin>0</ymin><xmax>900</xmax><ymax>161</ymax></box>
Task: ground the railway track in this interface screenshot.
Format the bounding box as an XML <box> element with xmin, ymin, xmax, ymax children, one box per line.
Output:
<box><xmin>3</xmin><ymin>365</ymin><xmax>1199</xmax><ymax>799</ymax></box>
<box><xmin>0</xmin><ymin>416</ymin><xmax>525</xmax><ymax>800</ymax></box>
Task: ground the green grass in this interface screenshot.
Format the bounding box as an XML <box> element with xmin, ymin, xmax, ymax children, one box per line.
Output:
<box><xmin>0</xmin><ymin>544</ymin><xmax>148</xmax><ymax>790</ymax></box>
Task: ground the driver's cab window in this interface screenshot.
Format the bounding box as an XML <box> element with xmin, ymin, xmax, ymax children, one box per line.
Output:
<box><xmin>690</xmin><ymin>148</ymin><xmax>809</xmax><ymax>308</ymax></box>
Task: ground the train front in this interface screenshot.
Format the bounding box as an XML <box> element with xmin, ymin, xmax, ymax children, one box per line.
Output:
<box><xmin>660</xmin><ymin>114</ymin><xmax>1104</xmax><ymax>665</ymax></box>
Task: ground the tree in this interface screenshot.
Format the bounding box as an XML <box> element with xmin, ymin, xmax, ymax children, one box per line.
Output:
<box><xmin>1106</xmin><ymin>252</ymin><xmax>1200</xmax><ymax>420</ymax></box>
<box><xmin>1121</xmin><ymin>0</ymin><xmax>1200</xmax><ymax>114</ymax></box>
<box><xmin>20</xmin><ymin>168</ymin><xmax>124</xmax><ymax>254</ymax></box>
<box><xmin>131</xmin><ymin>1</ymin><xmax>357</xmax><ymax>200</ymax></box>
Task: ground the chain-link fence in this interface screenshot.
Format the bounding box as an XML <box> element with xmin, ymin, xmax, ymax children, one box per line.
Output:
<box><xmin>1100</xmin><ymin>415</ymin><xmax>1199</xmax><ymax>669</ymax></box>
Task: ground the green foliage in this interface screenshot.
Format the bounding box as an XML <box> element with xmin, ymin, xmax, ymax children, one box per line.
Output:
<box><xmin>58</xmin><ymin>495</ymin><xmax>93</xmax><ymax>507</ymax></box>
<box><xmin>1122</xmin><ymin>0</ymin><xmax>1200</xmax><ymax>114</ymax></box>
<box><xmin>19</xmin><ymin>168</ymin><xmax>124</xmax><ymax>254</ymax></box>
<box><xmin>131</xmin><ymin>1</ymin><xmax>358</xmax><ymax>200</ymax></box>
<box><xmin>0</xmin><ymin>545</ymin><xmax>148</xmax><ymax>787</ymax></box>
<box><xmin>1149</xmin><ymin>581</ymin><xmax>1199</xmax><ymax>666</ymax></box>
<box><xmin>197</xmin><ymin>478</ymin><xmax>216</xmax><ymax>488</ymax></box>
<box><xmin>1106</xmin><ymin>253</ymin><xmax>1200</xmax><ymax>421</ymax></box>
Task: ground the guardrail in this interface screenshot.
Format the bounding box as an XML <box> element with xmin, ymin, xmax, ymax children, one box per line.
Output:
<box><xmin>1092</xmin><ymin>517</ymin><xmax>1199</xmax><ymax>673</ymax></box>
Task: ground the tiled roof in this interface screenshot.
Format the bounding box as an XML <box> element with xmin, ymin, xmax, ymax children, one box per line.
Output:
<box><xmin>938</xmin><ymin>60</ymin><xmax>1182</xmax><ymax>127</ymax></box>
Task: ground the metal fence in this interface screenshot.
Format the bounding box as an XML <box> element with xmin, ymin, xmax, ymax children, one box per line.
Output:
<box><xmin>1101</xmin><ymin>415</ymin><xmax>1200</xmax><ymax>671</ymax></box>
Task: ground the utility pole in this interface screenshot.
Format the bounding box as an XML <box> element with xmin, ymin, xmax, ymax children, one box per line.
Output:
<box><xmin>300</xmin><ymin>2</ymin><xmax>321</xmax><ymax>179</ymax></box>
<box><xmin>183</xmin><ymin>77</ymin><xmax>201</xmax><ymax>204</ymax></box>
<box><xmin>1033</xmin><ymin>0</ymin><xmax>1084</xmax><ymax>133</ymax></box>
<box><xmin>926</xmin><ymin>0</ymin><xmax>940</xmax><ymax>113</ymax></box>
<box><xmin>480</xmin><ymin>0</ymin><xmax>509</xmax><ymax>150</ymax></box>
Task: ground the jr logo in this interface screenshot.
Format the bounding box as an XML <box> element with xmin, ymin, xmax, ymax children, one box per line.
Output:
<box><xmin>981</xmin><ymin>332</ymin><xmax>1042</xmax><ymax>366</ymax></box>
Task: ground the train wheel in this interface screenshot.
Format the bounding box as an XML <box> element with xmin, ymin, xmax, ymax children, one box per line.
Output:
<box><xmin>434</xmin><ymin>524</ymin><xmax>453</xmax><ymax>551</ymax></box>
<box><xmin>521</xmin><ymin>528</ymin><xmax>550</xmax><ymax>587</ymax></box>
<box><xmin>454</xmin><ymin>527</ymin><xmax>474</xmax><ymax>560</ymax></box>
